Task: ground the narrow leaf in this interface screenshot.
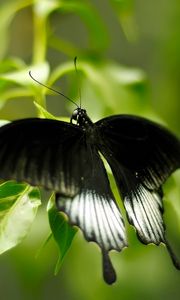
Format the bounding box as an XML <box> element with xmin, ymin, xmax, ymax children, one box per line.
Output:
<box><xmin>47</xmin><ymin>195</ymin><xmax>77</xmax><ymax>273</ymax></box>
<box><xmin>35</xmin><ymin>232</ymin><xmax>53</xmax><ymax>259</ymax></box>
<box><xmin>33</xmin><ymin>102</ymin><xmax>70</xmax><ymax>122</ymax></box>
<box><xmin>34</xmin><ymin>101</ymin><xmax>57</xmax><ymax>119</ymax></box>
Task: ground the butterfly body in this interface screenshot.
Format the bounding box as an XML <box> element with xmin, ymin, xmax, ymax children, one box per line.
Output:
<box><xmin>0</xmin><ymin>107</ymin><xmax>179</xmax><ymax>284</ymax></box>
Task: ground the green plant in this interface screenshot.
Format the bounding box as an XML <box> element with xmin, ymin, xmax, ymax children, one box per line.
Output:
<box><xmin>0</xmin><ymin>1</ymin><xmax>179</xmax><ymax>299</ymax></box>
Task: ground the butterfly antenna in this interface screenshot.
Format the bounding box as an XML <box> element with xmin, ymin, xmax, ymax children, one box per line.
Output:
<box><xmin>74</xmin><ymin>56</ymin><xmax>82</xmax><ymax>108</ymax></box>
<box><xmin>29</xmin><ymin>71</ymin><xmax>79</xmax><ymax>108</ymax></box>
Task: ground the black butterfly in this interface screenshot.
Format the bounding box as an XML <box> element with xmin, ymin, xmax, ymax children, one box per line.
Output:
<box><xmin>0</xmin><ymin>103</ymin><xmax>179</xmax><ymax>284</ymax></box>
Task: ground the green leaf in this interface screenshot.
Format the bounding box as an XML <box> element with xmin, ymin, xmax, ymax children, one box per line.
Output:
<box><xmin>34</xmin><ymin>101</ymin><xmax>57</xmax><ymax>119</ymax></box>
<box><xmin>33</xmin><ymin>102</ymin><xmax>70</xmax><ymax>122</ymax></box>
<box><xmin>35</xmin><ymin>232</ymin><xmax>53</xmax><ymax>259</ymax></box>
<box><xmin>0</xmin><ymin>63</ymin><xmax>50</xmax><ymax>109</ymax></box>
<box><xmin>0</xmin><ymin>62</ymin><xmax>50</xmax><ymax>86</ymax></box>
<box><xmin>47</xmin><ymin>195</ymin><xmax>77</xmax><ymax>274</ymax></box>
<box><xmin>0</xmin><ymin>181</ymin><xmax>41</xmax><ymax>254</ymax></box>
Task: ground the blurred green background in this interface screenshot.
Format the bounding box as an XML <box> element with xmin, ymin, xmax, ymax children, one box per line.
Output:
<box><xmin>0</xmin><ymin>0</ymin><xmax>180</xmax><ymax>299</ymax></box>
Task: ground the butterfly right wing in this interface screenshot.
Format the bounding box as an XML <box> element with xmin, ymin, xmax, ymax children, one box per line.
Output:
<box><xmin>0</xmin><ymin>118</ymin><xmax>86</xmax><ymax>197</ymax></box>
<box><xmin>96</xmin><ymin>115</ymin><xmax>180</xmax><ymax>268</ymax></box>
<box><xmin>96</xmin><ymin>114</ymin><xmax>180</xmax><ymax>190</ymax></box>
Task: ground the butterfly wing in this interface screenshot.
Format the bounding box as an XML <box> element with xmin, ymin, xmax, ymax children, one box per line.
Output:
<box><xmin>96</xmin><ymin>115</ymin><xmax>180</xmax><ymax>189</ymax></box>
<box><xmin>96</xmin><ymin>115</ymin><xmax>180</xmax><ymax>267</ymax></box>
<box><xmin>56</xmin><ymin>144</ymin><xmax>127</xmax><ymax>284</ymax></box>
<box><xmin>0</xmin><ymin>118</ymin><xmax>87</xmax><ymax>197</ymax></box>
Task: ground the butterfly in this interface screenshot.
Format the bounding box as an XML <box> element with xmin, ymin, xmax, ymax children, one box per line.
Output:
<box><xmin>0</xmin><ymin>65</ymin><xmax>179</xmax><ymax>284</ymax></box>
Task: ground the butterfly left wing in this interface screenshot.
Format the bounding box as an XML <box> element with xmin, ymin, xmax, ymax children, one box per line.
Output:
<box><xmin>96</xmin><ymin>115</ymin><xmax>180</xmax><ymax>268</ymax></box>
<box><xmin>56</xmin><ymin>145</ymin><xmax>127</xmax><ymax>284</ymax></box>
<box><xmin>0</xmin><ymin>118</ymin><xmax>87</xmax><ymax>196</ymax></box>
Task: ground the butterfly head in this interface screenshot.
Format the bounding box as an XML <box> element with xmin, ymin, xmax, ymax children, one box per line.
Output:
<box><xmin>70</xmin><ymin>108</ymin><xmax>93</xmax><ymax>129</ymax></box>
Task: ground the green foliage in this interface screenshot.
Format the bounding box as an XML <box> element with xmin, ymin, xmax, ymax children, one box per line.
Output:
<box><xmin>47</xmin><ymin>194</ymin><xmax>77</xmax><ymax>274</ymax></box>
<box><xmin>0</xmin><ymin>181</ymin><xmax>40</xmax><ymax>254</ymax></box>
<box><xmin>0</xmin><ymin>0</ymin><xmax>179</xmax><ymax>299</ymax></box>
